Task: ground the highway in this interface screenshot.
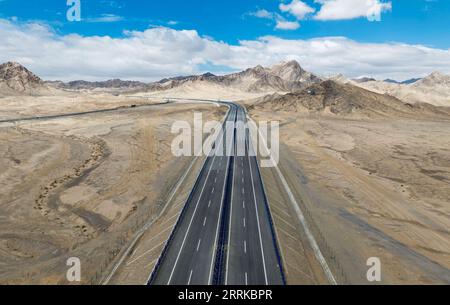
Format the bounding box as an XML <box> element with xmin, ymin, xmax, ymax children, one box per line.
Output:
<box><xmin>225</xmin><ymin>106</ymin><xmax>284</xmax><ymax>285</ymax></box>
<box><xmin>149</xmin><ymin>102</ymin><xmax>284</xmax><ymax>285</ymax></box>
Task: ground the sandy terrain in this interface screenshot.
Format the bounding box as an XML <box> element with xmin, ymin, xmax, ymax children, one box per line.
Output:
<box><xmin>134</xmin><ymin>81</ymin><xmax>277</xmax><ymax>101</ymax></box>
<box><xmin>0</xmin><ymin>92</ymin><xmax>163</xmax><ymax>121</ymax></box>
<box><xmin>0</xmin><ymin>101</ymin><xmax>225</xmax><ymax>284</ymax></box>
<box><xmin>251</xmin><ymin>108</ymin><xmax>450</xmax><ymax>284</ymax></box>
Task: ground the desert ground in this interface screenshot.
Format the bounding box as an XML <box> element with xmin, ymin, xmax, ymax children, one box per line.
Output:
<box><xmin>1</xmin><ymin>59</ymin><xmax>449</xmax><ymax>285</ymax></box>
<box><xmin>250</xmin><ymin>108</ymin><xmax>450</xmax><ymax>284</ymax></box>
<box><xmin>0</xmin><ymin>96</ymin><xmax>225</xmax><ymax>284</ymax></box>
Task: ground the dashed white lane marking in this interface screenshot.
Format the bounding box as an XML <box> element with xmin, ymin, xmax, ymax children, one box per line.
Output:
<box><xmin>188</xmin><ymin>270</ymin><xmax>193</xmax><ymax>285</ymax></box>
<box><xmin>242</xmin><ymin>177</ymin><xmax>244</xmax><ymax>183</ymax></box>
<box><xmin>196</xmin><ymin>239</ymin><xmax>202</xmax><ymax>252</ymax></box>
<box><xmin>203</xmin><ymin>217</ymin><xmax>207</xmax><ymax>227</ymax></box>
<box><xmin>212</xmin><ymin>187</ymin><xmax>215</xmax><ymax>193</ymax></box>
<box><xmin>245</xmin><ymin>273</ymin><xmax>248</xmax><ymax>285</ymax></box>
<box><xmin>242</xmin><ymin>188</ymin><xmax>245</xmax><ymax>194</ymax></box>
<box><xmin>243</xmin><ymin>200</ymin><xmax>245</xmax><ymax>209</ymax></box>
<box><xmin>167</xmin><ymin>123</ymin><xmax>226</xmax><ymax>285</ymax></box>
<box><xmin>248</xmin><ymin>143</ymin><xmax>269</xmax><ymax>285</ymax></box>
<box><xmin>243</xmin><ymin>217</ymin><xmax>246</xmax><ymax>228</ymax></box>
<box><xmin>244</xmin><ymin>240</ymin><xmax>247</xmax><ymax>254</ymax></box>
<box><xmin>214</xmin><ymin>177</ymin><xmax>217</xmax><ymax>183</ymax></box>
<box><xmin>208</xmin><ymin>200</ymin><xmax>211</xmax><ymax>208</ymax></box>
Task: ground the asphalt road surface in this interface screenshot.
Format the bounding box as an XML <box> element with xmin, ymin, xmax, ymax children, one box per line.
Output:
<box><xmin>150</xmin><ymin>103</ymin><xmax>284</xmax><ymax>285</ymax></box>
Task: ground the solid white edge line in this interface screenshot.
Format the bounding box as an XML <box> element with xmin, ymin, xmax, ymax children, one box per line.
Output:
<box><xmin>247</xmin><ymin>115</ymin><xmax>337</xmax><ymax>285</ymax></box>
<box><xmin>141</xmin><ymin>102</ymin><xmax>230</xmax><ymax>286</ymax></box>
<box><xmin>208</xmin><ymin>107</ymin><xmax>236</xmax><ymax>284</ymax></box>
<box><xmin>103</xmin><ymin>134</ymin><xmax>200</xmax><ymax>285</ymax></box>
<box><xmin>247</xmin><ymin>135</ymin><xmax>269</xmax><ymax>285</ymax></box>
<box><xmin>225</xmin><ymin>115</ymin><xmax>237</xmax><ymax>285</ymax></box>
<box><xmin>167</xmin><ymin>114</ymin><xmax>228</xmax><ymax>285</ymax></box>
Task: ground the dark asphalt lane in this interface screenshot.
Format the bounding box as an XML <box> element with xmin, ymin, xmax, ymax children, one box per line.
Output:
<box><xmin>225</xmin><ymin>106</ymin><xmax>284</xmax><ymax>285</ymax></box>
<box><xmin>150</xmin><ymin>102</ymin><xmax>284</xmax><ymax>285</ymax></box>
<box><xmin>152</xmin><ymin>105</ymin><xmax>237</xmax><ymax>285</ymax></box>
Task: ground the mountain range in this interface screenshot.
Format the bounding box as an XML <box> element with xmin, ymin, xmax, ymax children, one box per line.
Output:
<box><xmin>1</xmin><ymin>60</ymin><xmax>449</xmax><ymax>108</ymax></box>
<box><xmin>250</xmin><ymin>79</ymin><xmax>450</xmax><ymax>118</ymax></box>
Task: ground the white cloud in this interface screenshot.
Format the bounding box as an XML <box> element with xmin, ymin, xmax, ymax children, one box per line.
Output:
<box><xmin>85</xmin><ymin>14</ymin><xmax>124</xmax><ymax>23</ymax></box>
<box><xmin>0</xmin><ymin>19</ymin><xmax>449</xmax><ymax>81</ymax></box>
<box><xmin>275</xmin><ymin>19</ymin><xmax>301</xmax><ymax>30</ymax></box>
<box><xmin>250</xmin><ymin>9</ymin><xmax>301</xmax><ymax>31</ymax></box>
<box><xmin>280</xmin><ymin>0</ymin><xmax>316</xmax><ymax>20</ymax></box>
<box><xmin>314</xmin><ymin>0</ymin><xmax>392</xmax><ymax>21</ymax></box>
<box><xmin>250</xmin><ymin>9</ymin><xmax>274</xmax><ymax>19</ymax></box>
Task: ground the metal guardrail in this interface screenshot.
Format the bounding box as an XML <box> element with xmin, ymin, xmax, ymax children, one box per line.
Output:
<box><xmin>147</xmin><ymin>151</ymin><xmax>210</xmax><ymax>285</ymax></box>
<box><xmin>147</xmin><ymin>104</ymin><xmax>232</xmax><ymax>285</ymax></box>
<box><xmin>212</xmin><ymin>119</ymin><xmax>236</xmax><ymax>285</ymax></box>
<box><xmin>245</xmin><ymin>108</ymin><xmax>287</xmax><ymax>285</ymax></box>
<box><xmin>253</xmin><ymin>154</ymin><xmax>287</xmax><ymax>285</ymax></box>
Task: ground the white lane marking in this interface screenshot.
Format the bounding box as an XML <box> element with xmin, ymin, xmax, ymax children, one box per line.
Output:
<box><xmin>243</xmin><ymin>217</ymin><xmax>246</xmax><ymax>228</ymax></box>
<box><xmin>243</xmin><ymin>200</ymin><xmax>245</xmax><ymax>209</ymax></box>
<box><xmin>248</xmin><ymin>139</ymin><xmax>268</xmax><ymax>285</ymax></box>
<box><xmin>244</xmin><ymin>240</ymin><xmax>247</xmax><ymax>254</ymax></box>
<box><xmin>225</xmin><ymin>121</ymin><xmax>237</xmax><ymax>286</ymax></box>
<box><xmin>104</xmin><ymin>136</ymin><xmax>202</xmax><ymax>285</ymax></box>
<box><xmin>242</xmin><ymin>177</ymin><xmax>244</xmax><ymax>183</ymax></box>
<box><xmin>167</xmin><ymin>123</ymin><xmax>226</xmax><ymax>285</ymax></box>
<box><xmin>245</xmin><ymin>273</ymin><xmax>248</xmax><ymax>285</ymax></box>
<box><xmin>208</xmin><ymin>109</ymin><xmax>236</xmax><ymax>285</ymax></box>
<box><xmin>214</xmin><ymin>177</ymin><xmax>217</xmax><ymax>183</ymax></box>
<box><xmin>196</xmin><ymin>239</ymin><xmax>202</xmax><ymax>252</ymax></box>
<box><xmin>208</xmin><ymin>200</ymin><xmax>211</xmax><ymax>208</ymax></box>
<box><xmin>203</xmin><ymin>217</ymin><xmax>207</xmax><ymax>227</ymax></box>
<box><xmin>212</xmin><ymin>187</ymin><xmax>215</xmax><ymax>194</ymax></box>
<box><xmin>242</xmin><ymin>188</ymin><xmax>245</xmax><ymax>194</ymax></box>
<box><xmin>188</xmin><ymin>270</ymin><xmax>193</xmax><ymax>285</ymax></box>
<box><xmin>251</xmin><ymin>117</ymin><xmax>337</xmax><ymax>285</ymax></box>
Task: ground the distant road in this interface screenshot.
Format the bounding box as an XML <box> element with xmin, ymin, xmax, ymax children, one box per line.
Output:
<box><xmin>0</xmin><ymin>101</ymin><xmax>170</xmax><ymax>124</ymax></box>
<box><xmin>149</xmin><ymin>102</ymin><xmax>285</xmax><ymax>285</ymax></box>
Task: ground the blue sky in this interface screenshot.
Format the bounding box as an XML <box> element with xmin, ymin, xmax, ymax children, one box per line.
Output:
<box><xmin>0</xmin><ymin>0</ymin><xmax>448</xmax><ymax>47</ymax></box>
<box><xmin>0</xmin><ymin>0</ymin><xmax>449</xmax><ymax>81</ymax></box>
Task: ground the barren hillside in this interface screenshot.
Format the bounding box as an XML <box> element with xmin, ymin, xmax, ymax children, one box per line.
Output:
<box><xmin>250</xmin><ymin>80</ymin><xmax>450</xmax><ymax>119</ymax></box>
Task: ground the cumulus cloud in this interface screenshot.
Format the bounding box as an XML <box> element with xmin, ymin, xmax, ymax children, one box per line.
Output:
<box><xmin>275</xmin><ymin>19</ymin><xmax>301</xmax><ymax>30</ymax></box>
<box><xmin>314</xmin><ymin>0</ymin><xmax>392</xmax><ymax>21</ymax></box>
<box><xmin>0</xmin><ymin>19</ymin><xmax>449</xmax><ymax>81</ymax></box>
<box><xmin>250</xmin><ymin>9</ymin><xmax>274</xmax><ymax>19</ymax></box>
<box><xmin>280</xmin><ymin>0</ymin><xmax>316</xmax><ymax>20</ymax></box>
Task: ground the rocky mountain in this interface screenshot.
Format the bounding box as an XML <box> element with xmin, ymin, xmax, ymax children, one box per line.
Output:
<box><xmin>0</xmin><ymin>62</ymin><xmax>48</xmax><ymax>95</ymax></box>
<box><xmin>145</xmin><ymin>60</ymin><xmax>321</xmax><ymax>93</ymax></box>
<box><xmin>250</xmin><ymin>80</ymin><xmax>450</xmax><ymax>118</ymax></box>
<box><xmin>412</xmin><ymin>72</ymin><xmax>450</xmax><ymax>88</ymax></box>
<box><xmin>353</xmin><ymin>77</ymin><xmax>376</xmax><ymax>83</ymax></box>
<box><xmin>384</xmin><ymin>78</ymin><xmax>421</xmax><ymax>85</ymax></box>
<box><xmin>50</xmin><ymin>79</ymin><xmax>147</xmax><ymax>90</ymax></box>
<box><xmin>354</xmin><ymin>72</ymin><xmax>450</xmax><ymax>107</ymax></box>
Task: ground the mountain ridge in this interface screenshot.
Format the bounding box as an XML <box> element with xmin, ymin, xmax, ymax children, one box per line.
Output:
<box><xmin>0</xmin><ymin>62</ymin><xmax>48</xmax><ymax>95</ymax></box>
